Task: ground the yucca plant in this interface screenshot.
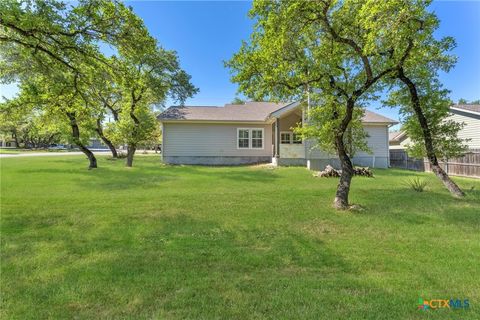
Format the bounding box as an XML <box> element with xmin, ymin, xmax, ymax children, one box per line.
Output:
<box><xmin>405</xmin><ymin>177</ymin><xmax>428</xmax><ymax>192</ymax></box>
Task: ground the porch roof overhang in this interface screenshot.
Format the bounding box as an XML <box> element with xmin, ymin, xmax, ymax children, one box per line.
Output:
<box><xmin>267</xmin><ymin>101</ymin><xmax>301</xmax><ymax>119</ymax></box>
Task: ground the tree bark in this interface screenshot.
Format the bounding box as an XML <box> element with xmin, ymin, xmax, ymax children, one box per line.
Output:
<box><xmin>333</xmin><ymin>99</ymin><xmax>356</xmax><ymax>210</ymax></box>
<box><xmin>66</xmin><ymin>112</ymin><xmax>97</xmax><ymax>169</ymax></box>
<box><xmin>334</xmin><ymin>136</ymin><xmax>354</xmax><ymax>209</ymax></box>
<box><xmin>397</xmin><ymin>68</ymin><xmax>464</xmax><ymax>197</ymax></box>
<box><xmin>126</xmin><ymin>144</ymin><xmax>136</xmax><ymax>167</ymax></box>
<box><xmin>12</xmin><ymin>129</ymin><xmax>19</xmax><ymax>148</ymax></box>
<box><xmin>125</xmin><ymin>91</ymin><xmax>142</xmax><ymax>167</ymax></box>
<box><xmin>95</xmin><ymin>118</ymin><xmax>117</xmax><ymax>158</ymax></box>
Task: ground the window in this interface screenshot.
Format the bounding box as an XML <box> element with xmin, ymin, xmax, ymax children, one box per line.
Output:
<box><xmin>238</xmin><ymin>129</ymin><xmax>249</xmax><ymax>148</ymax></box>
<box><xmin>252</xmin><ymin>129</ymin><xmax>263</xmax><ymax>149</ymax></box>
<box><xmin>237</xmin><ymin>128</ymin><xmax>264</xmax><ymax>149</ymax></box>
<box><xmin>292</xmin><ymin>133</ymin><xmax>302</xmax><ymax>144</ymax></box>
<box><xmin>280</xmin><ymin>132</ymin><xmax>291</xmax><ymax>144</ymax></box>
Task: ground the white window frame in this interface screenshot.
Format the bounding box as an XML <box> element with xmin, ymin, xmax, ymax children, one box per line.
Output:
<box><xmin>292</xmin><ymin>132</ymin><xmax>303</xmax><ymax>144</ymax></box>
<box><xmin>237</xmin><ymin>128</ymin><xmax>264</xmax><ymax>150</ymax></box>
<box><xmin>280</xmin><ymin>131</ymin><xmax>292</xmax><ymax>144</ymax></box>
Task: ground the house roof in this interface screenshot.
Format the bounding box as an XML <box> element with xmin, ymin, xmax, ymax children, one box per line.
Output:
<box><xmin>451</xmin><ymin>104</ymin><xmax>480</xmax><ymax>115</ymax></box>
<box><xmin>158</xmin><ymin>102</ymin><xmax>286</xmax><ymax>122</ymax></box>
<box><xmin>362</xmin><ymin>110</ymin><xmax>398</xmax><ymax>124</ymax></box>
<box><xmin>159</xmin><ymin>101</ymin><xmax>398</xmax><ymax>124</ymax></box>
<box><xmin>389</xmin><ymin>130</ymin><xmax>408</xmax><ymax>142</ymax></box>
<box><xmin>389</xmin><ymin>130</ymin><xmax>401</xmax><ymax>141</ymax></box>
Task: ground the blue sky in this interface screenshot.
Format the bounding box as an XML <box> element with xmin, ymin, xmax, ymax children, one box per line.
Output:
<box><xmin>1</xmin><ymin>0</ymin><xmax>479</xmax><ymax>122</ymax></box>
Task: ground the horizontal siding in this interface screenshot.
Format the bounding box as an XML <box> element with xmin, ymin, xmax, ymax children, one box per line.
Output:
<box><xmin>163</xmin><ymin>123</ymin><xmax>273</xmax><ymax>157</ymax></box>
<box><xmin>307</xmin><ymin>125</ymin><xmax>389</xmax><ymax>159</ymax></box>
<box><xmin>448</xmin><ymin>112</ymin><xmax>480</xmax><ymax>149</ymax></box>
<box><xmin>355</xmin><ymin>125</ymin><xmax>389</xmax><ymax>157</ymax></box>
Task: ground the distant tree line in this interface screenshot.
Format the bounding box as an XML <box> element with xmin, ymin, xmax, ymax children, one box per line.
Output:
<box><xmin>0</xmin><ymin>0</ymin><xmax>197</xmax><ymax>168</ymax></box>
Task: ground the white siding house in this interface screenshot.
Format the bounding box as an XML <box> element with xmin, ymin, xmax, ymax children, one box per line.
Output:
<box><xmin>389</xmin><ymin>104</ymin><xmax>480</xmax><ymax>150</ymax></box>
<box><xmin>159</xmin><ymin>102</ymin><xmax>397</xmax><ymax>169</ymax></box>
<box><xmin>448</xmin><ymin>106</ymin><xmax>480</xmax><ymax>149</ymax></box>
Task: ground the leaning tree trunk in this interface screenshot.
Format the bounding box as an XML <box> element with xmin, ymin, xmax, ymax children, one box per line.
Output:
<box><xmin>95</xmin><ymin>118</ymin><xmax>117</xmax><ymax>158</ymax></box>
<box><xmin>334</xmin><ymin>135</ymin><xmax>355</xmax><ymax>209</ymax></box>
<box><xmin>398</xmin><ymin>68</ymin><xmax>464</xmax><ymax>198</ymax></box>
<box><xmin>126</xmin><ymin>144</ymin><xmax>136</xmax><ymax>167</ymax></box>
<box><xmin>66</xmin><ymin>112</ymin><xmax>97</xmax><ymax>169</ymax></box>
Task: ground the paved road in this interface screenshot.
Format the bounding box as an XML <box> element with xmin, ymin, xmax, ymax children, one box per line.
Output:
<box><xmin>0</xmin><ymin>150</ymin><xmax>159</xmax><ymax>158</ymax></box>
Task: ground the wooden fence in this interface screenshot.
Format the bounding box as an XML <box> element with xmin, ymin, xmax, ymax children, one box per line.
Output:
<box><xmin>389</xmin><ymin>149</ymin><xmax>480</xmax><ymax>178</ymax></box>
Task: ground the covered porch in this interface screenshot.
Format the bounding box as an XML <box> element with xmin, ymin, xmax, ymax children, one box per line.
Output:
<box><xmin>270</xmin><ymin>102</ymin><xmax>307</xmax><ymax>166</ymax></box>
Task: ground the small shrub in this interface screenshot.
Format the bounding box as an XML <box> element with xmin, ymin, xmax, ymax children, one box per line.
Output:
<box><xmin>405</xmin><ymin>177</ymin><xmax>428</xmax><ymax>192</ymax></box>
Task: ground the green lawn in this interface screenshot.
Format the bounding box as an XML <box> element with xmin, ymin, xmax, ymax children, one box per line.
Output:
<box><xmin>0</xmin><ymin>148</ymin><xmax>73</xmax><ymax>154</ymax></box>
<box><xmin>1</xmin><ymin>155</ymin><xmax>479</xmax><ymax>319</ymax></box>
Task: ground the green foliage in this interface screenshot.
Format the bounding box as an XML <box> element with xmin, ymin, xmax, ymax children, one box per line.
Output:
<box><xmin>0</xmin><ymin>88</ymin><xmax>69</xmax><ymax>148</ymax></box>
<box><xmin>227</xmin><ymin>0</ymin><xmax>428</xmax><ymax>160</ymax></box>
<box><xmin>295</xmin><ymin>98</ymin><xmax>370</xmax><ymax>157</ymax></box>
<box><xmin>458</xmin><ymin>98</ymin><xmax>480</xmax><ymax>105</ymax></box>
<box><xmin>405</xmin><ymin>177</ymin><xmax>428</xmax><ymax>192</ymax></box>
<box><xmin>1</xmin><ymin>0</ymin><xmax>198</xmax><ymax>167</ymax></box>
<box><xmin>231</xmin><ymin>97</ymin><xmax>246</xmax><ymax>105</ymax></box>
<box><xmin>384</xmin><ymin>73</ymin><xmax>468</xmax><ymax>160</ymax></box>
<box><xmin>112</xmin><ymin>104</ymin><xmax>158</xmax><ymax>147</ymax></box>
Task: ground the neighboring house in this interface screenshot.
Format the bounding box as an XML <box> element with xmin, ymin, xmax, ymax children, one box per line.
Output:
<box><xmin>87</xmin><ymin>138</ymin><xmax>108</xmax><ymax>150</ymax></box>
<box><xmin>389</xmin><ymin>104</ymin><xmax>480</xmax><ymax>150</ymax></box>
<box><xmin>448</xmin><ymin>104</ymin><xmax>480</xmax><ymax>149</ymax></box>
<box><xmin>0</xmin><ymin>136</ymin><xmax>17</xmax><ymax>148</ymax></box>
<box><xmin>158</xmin><ymin>101</ymin><xmax>397</xmax><ymax>169</ymax></box>
<box><xmin>389</xmin><ymin>130</ymin><xmax>411</xmax><ymax>150</ymax></box>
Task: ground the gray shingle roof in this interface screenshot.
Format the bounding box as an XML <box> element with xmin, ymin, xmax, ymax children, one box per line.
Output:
<box><xmin>452</xmin><ymin>104</ymin><xmax>480</xmax><ymax>114</ymax></box>
<box><xmin>159</xmin><ymin>101</ymin><xmax>398</xmax><ymax>124</ymax></box>
<box><xmin>389</xmin><ymin>130</ymin><xmax>401</xmax><ymax>141</ymax></box>
<box><xmin>159</xmin><ymin>102</ymin><xmax>286</xmax><ymax>122</ymax></box>
<box><xmin>362</xmin><ymin>110</ymin><xmax>398</xmax><ymax>124</ymax></box>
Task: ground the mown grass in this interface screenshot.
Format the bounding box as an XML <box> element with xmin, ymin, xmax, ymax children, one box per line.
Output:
<box><xmin>1</xmin><ymin>155</ymin><xmax>479</xmax><ymax>319</ymax></box>
<box><xmin>0</xmin><ymin>148</ymin><xmax>74</xmax><ymax>154</ymax></box>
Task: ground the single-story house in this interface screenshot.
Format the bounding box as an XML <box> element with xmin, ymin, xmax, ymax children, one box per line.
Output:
<box><xmin>389</xmin><ymin>104</ymin><xmax>480</xmax><ymax>150</ymax></box>
<box><xmin>158</xmin><ymin>101</ymin><xmax>398</xmax><ymax>169</ymax></box>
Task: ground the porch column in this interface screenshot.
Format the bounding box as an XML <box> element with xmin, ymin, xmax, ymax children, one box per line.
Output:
<box><xmin>275</xmin><ymin>117</ymin><xmax>280</xmax><ymax>158</ymax></box>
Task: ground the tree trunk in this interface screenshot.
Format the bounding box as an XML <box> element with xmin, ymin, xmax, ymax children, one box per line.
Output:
<box><xmin>66</xmin><ymin>112</ymin><xmax>97</xmax><ymax>169</ymax></box>
<box><xmin>397</xmin><ymin>68</ymin><xmax>464</xmax><ymax>198</ymax></box>
<box><xmin>126</xmin><ymin>144</ymin><xmax>136</xmax><ymax>167</ymax></box>
<box><xmin>125</xmin><ymin>94</ymin><xmax>141</xmax><ymax>168</ymax></box>
<box><xmin>12</xmin><ymin>129</ymin><xmax>19</xmax><ymax>148</ymax></box>
<box><xmin>95</xmin><ymin>118</ymin><xmax>117</xmax><ymax>158</ymax></box>
<box><xmin>334</xmin><ymin>136</ymin><xmax>355</xmax><ymax>209</ymax></box>
<box><xmin>332</xmin><ymin>99</ymin><xmax>356</xmax><ymax>210</ymax></box>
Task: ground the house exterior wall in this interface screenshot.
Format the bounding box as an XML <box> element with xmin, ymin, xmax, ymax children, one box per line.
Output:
<box><xmin>306</xmin><ymin>124</ymin><xmax>390</xmax><ymax>169</ymax></box>
<box><xmin>448</xmin><ymin>111</ymin><xmax>480</xmax><ymax>149</ymax></box>
<box><xmin>162</xmin><ymin>122</ymin><xmax>273</xmax><ymax>165</ymax></box>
